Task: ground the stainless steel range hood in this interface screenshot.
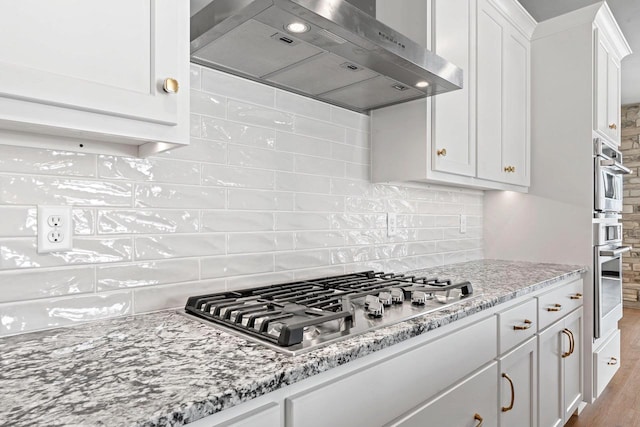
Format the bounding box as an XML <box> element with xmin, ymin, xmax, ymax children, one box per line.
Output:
<box><xmin>190</xmin><ymin>0</ymin><xmax>463</xmax><ymax>113</ymax></box>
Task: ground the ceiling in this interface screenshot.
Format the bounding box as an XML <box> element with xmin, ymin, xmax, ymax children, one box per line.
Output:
<box><xmin>517</xmin><ymin>0</ymin><xmax>640</xmax><ymax>105</ymax></box>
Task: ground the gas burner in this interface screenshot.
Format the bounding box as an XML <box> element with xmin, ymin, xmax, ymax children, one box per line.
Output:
<box><xmin>183</xmin><ymin>271</ymin><xmax>479</xmax><ymax>355</ymax></box>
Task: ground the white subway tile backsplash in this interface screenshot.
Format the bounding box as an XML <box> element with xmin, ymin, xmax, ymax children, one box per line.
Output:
<box><xmin>201</xmin><ymin>211</ymin><xmax>274</xmax><ymax>232</ymax></box>
<box><xmin>275</xmin><ymin>172</ymin><xmax>331</xmax><ymax>194</ymax></box>
<box><xmin>294</xmin><ymin>231</ymin><xmax>345</xmax><ymax>249</ymax></box>
<box><xmin>228</xmin><ymin>232</ymin><xmax>294</xmax><ymax>254</ymax></box>
<box><xmin>0</xmin><ymin>238</ymin><xmax>132</xmax><ymax>270</ymax></box>
<box><xmin>228</xmin><ymin>189</ymin><xmax>293</xmax><ymax>211</ymax></box>
<box><xmin>0</xmin><ymin>64</ymin><xmax>484</xmax><ymax>334</ymax></box>
<box><xmin>98</xmin><ymin>156</ymin><xmax>200</xmax><ymax>185</ymax></box>
<box><xmin>98</xmin><ymin>210</ymin><xmax>199</xmax><ymax>234</ymax></box>
<box><xmin>276</xmin><ymin>131</ymin><xmax>332</xmax><ymax>157</ymax></box>
<box><xmin>201</xmin><ymin>116</ymin><xmax>275</xmax><ymax>149</ymax></box>
<box><xmin>0</xmin><ymin>292</ymin><xmax>132</xmax><ymax>336</ymax></box>
<box><xmin>202</xmin><ymin>164</ymin><xmax>274</xmax><ymax>189</ymax></box>
<box><xmin>0</xmin><ymin>175</ymin><xmax>132</xmax><ymax>206</ymax></box>
<box><xmin>295</xmin><ymin>155</ymin><xmax>345</xmax><ymax>177</ymax></box>
<box><xmin>158</xmin><ymin>138</ymin><xmax>227</xmax><ymax>164</ymax></box>
<box><xmin>202</xmin><ymin>68</ymin><xmax>275</xmax><ymax>107</ymax></box>
<box><xmin>294</xmin><ymin>116</ymin><xmax>345</xmax><ymax>142</ymax></box>
<box><xmin>228</xmin><ymin>145</ymin><xmax>293</xmax><ymax>171</ymax></box>
<box><xmin>0</xmin><ymin>146</ymin><xmax>96</xmax><ymax>177</ymax></box>
<box><xmin>276</xmin><ymin>212</ymin><xmax>332</xmax><ymax>230</ymax></box>
<box><xmin>133</xmin><ymin>279</ymin><xmax>225</xmax><ymax>313</ymax></box>
<box><xmin>134</xmin><ymin>234</ymin><xmax>225</xmax><ymax>260</ymax></box>
<box><xmin>294</xmin><ymin>194</ymin><xmax>344</xmax><ymax>212</ymax></box>
<box><xmin>275</xmin><ymin>90</ymin><xmax>331</xmax><ymax>121</ymax></box>
<box><xmin>275</xmin><ymin>249</ymin><xmax>332</xmax><ymax>271</ymax></box>
<box><xmin>97</xmin><ymin>259</ymin><xmax>200</xmax><ymax>290</ymax></box>
<box><xmin>201</xmin><ymin>253</ymin><xmax>274</xmax><ymax>279</ymax></box>
<box><xmin>190</xmin><ymin>89</ymin><xmax>226</xmax><ymax>118</ymax></box>
<box><xmin>330</xmin><ymin>107</ymin><xmax>370</xmax><ymax>131</ymax></box>
<box><xmin>227</xmin><ymin>100</ymin><xmax>294</xmax><ymax>131</ymax></box>
<box><xmin>135</xmin><ymin>184</ymin><xmax>225</xmax><ymax>209</ymax></box>
<box><xmin>0</xmin><ymin>267</ymin><xmax>94</xmax><ymax>303</ymax></box>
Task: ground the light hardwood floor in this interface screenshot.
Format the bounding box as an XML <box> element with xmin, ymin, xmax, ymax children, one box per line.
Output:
<box><xmin>565</xmin><ymin>308</ymin><xmax>640</xmax><ymax>427</ymax></box>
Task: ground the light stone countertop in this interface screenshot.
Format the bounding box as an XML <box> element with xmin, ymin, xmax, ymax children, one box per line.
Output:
<box><xmin>0</xmin><ymin>260</ymin><xmax>587</xmax><ymax>427</ymax></box>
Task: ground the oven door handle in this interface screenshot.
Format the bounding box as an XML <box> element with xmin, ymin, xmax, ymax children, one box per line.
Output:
<box><xmin>599</xmin><ymin>159</ymin><xmax>632</xmax><ymax>175</ymax></box>
<box><xmin>599</xmin><ymin>246</ymin><xmax>632</xmax><ymax>257</ymax></box>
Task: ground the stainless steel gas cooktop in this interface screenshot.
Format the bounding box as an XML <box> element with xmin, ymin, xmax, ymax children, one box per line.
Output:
<box><xmin>182</xmin><ymin>271</ymin><xmax>480</xmax><ymax>355</ymax></box>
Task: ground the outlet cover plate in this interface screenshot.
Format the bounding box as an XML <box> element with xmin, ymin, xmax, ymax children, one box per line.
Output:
<box><xmin>37</xmin><ymin>205</ymin><xmax>73</xmax><ymax>253</ymax></box>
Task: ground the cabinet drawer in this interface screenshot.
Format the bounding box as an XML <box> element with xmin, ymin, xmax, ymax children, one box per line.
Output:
<box><xmin>498</xmin><ymin>299</ymin><xmax>537</xmax><ymax>354</ymax></box>
<box><xmin>387</xmin><ymin>362</ymin><xmax>499</xmax><ymax>427</ymax></box>
<box><xmin>537</xmin><ymin>279</ymin><xmax>583</xmax><ymax>330</ymax></box>
<box><xmin>594</xmin><ymin>329</ymin><xmax>621</xmax><ymax>398</ymax></box>
<box><xmin>285</xmin><ymin>316</ymin><xmax>497</xmax><ymax>427</ymax></box>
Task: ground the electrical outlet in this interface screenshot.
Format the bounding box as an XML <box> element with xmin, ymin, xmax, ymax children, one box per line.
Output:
<box><xmin>460</xmin><ymin>214</ymin><xmax>467</xmax><ymax>234</ymax></box>
<box><xmin>38</xmin><ymin>206</ymin><xmax>73</xmax><ymax>253</ymax></box>
<box><xmin>387</xmin><ymin>212</ymin><xmax>397</xmax><ymax>237</ymax></box>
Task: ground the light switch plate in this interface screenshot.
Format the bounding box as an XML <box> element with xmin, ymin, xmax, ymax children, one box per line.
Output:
<box><xmin>37</xmin><ymin>205</ymin><xmax>73</xmax><ymax>253</ymax></box>
<box><xmin>387</xmin><ymin>212</ymin><xmax>397</xmax><ymax>237</ymax></box>
<box><xmin>460</xmin><ymin>214</ymin><xmax>467</xmax><ymax>234</ymax></box>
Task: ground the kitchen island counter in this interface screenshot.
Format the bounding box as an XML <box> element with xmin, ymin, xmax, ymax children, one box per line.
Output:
<box><xmin>0</xmin><ymin>260</ymin><xmax>586</xmax><ymax>427</ymax></box>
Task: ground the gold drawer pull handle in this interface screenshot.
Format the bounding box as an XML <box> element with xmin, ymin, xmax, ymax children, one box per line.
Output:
<box><xmin>570</xmin><ymin>293</ymin><xmax>583</xmax><ymax>300</ymax></box>
<box><xmin>513</xmin><ymin>319</ymin><xmax>533</xmax><ymax>330</ymax></box>
<box><xmin>609</xmin><ymin>123</ymin><xmax>617</xmax><ymax>130</ymax></box>
<box><xmin>608</xmin><ymin>357</ymin><xmax>618</xmax><ymax>365</ymax></box>
<box><xmin>561</xmin><ymin>328</ymin><xmax>575</xmax><ymax>358</ymax></box>
<box><xmin>503</xmin><ymin>166</ymin><xmax>516</xmax><ymax>173</ymax></box>
<box><xmin>163</xmin><ymin>77</ymin><xmax>179</xmax><ymax>94</ymax></box>
<box><xmin>437</xmin><ymin>148</ymin><xmax>447</xmax><ymax>157</ymax></box>
<box><xmin>474</xmin><ymin>413</ymin><xmax>484</xmax><ymax>426</ymax></box>
<box><xmin>546</xmin><ymin>303</ymin><xmax>562</xmax><ymax>312</ymax></box>
<box><xmin>501</xmin><ymin>373</ymin><xmax>515</xmax><ymax>412</ymax></box>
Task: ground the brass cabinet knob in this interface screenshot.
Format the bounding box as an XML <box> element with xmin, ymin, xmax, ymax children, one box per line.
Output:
<box><xmin>437</xmin><ymin>148</ymin><xmax>447</xmax><ymax>157</ymax></box>
<box><xmin>609</xmin><ymin>123</ymin><xmax>617</xmax><ymax>130</ymax></box>
<box><xmin>608</xmin><ymin>357</ymin><xmax>618</xmax><ymax>365</ymax></box>
<box><xmin>163</xmin><ymin>78</ymin><xmax>179</xmax><ymax>94</ymax></box>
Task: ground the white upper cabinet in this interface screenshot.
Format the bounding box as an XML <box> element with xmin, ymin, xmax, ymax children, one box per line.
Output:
<box><xmin>372</xmin><ymin>0</ymin><xmax>535</xmax><ymax>191</ymax></box>
<box><xmin>476</xmin><ymin>0</ymin><xmax>530</xmax><ymax>186</ymax></box>
<box><xmin>0</xmin><ymin>0</ymin><xmax>190</xmax><ymax>157</ymax></box>
<box><xmin>594</xmin><ymin>23</ymin><xmax>625</xmax><ymax>145</ymax></box>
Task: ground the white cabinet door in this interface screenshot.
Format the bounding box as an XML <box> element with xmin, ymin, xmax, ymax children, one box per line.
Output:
<box><xmin>537</xmin><ymin>320</ymin><xmax>564</xmax><ymax>427</ymax></box>
<box><xmin>431</xmin><ymin>0</ymin><xmax>477</xmax><ymax>177</ymax></box>
<box><xmin>0</xmin><ymin>0</ymin><xmax>189</xmax><ymax>155</ymax></box>
<box><xmin>562</xmin><ymin>308</ymin><xmax>583</xmax><ymax>422</ymax></box>
<box><xmin>476</xmin><ymin>0</ymin><xmax>530</xmax><ymax>186</ymax></box>
<box><xmin>538</xmin><ymin>307</ymin><xmax>583</xmax><ymax>427</ymax></box>
<box><xmin>389</xmin><ymin>362</ymin><xmax>499</xmax><ymax>427</ymax></box>
<box><xmin>499</xmin><ymin>337</ymin><xmax>537</xmax><ymax>427</ymax></box>
<box><xmin>595</xmin><ymin>29</ymin><xmax>622</xmax><ymax>144</ymax></box>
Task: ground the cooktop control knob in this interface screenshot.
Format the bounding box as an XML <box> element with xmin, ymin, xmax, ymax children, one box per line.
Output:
<box><xmin>378</xmin><ymin>292</ymin><xmax>392</xmax><ymax>306</ymax></box>
<box><xmin>367</xmin><ymin>300</ymin><xmax>384</xmax><ymax>317</ymax></box>
<box><xmin>411</xmin><ymin>290</ymin><xmax>428</xmax><ymax>305</ymax></box>
<box><xmin>391</xmin><ymin>288</ymin><xmax>404</xmax><ymax>303</ymax></box>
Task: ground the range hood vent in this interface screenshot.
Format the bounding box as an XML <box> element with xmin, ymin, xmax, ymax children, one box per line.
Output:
<box><xmin>191</xmin><ymin>0</ymin><xmax>463</xmax><ymax>113</ymax></box>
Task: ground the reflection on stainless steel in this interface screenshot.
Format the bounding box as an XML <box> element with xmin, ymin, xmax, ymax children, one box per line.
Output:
<box><xmin>183</xmin><ymin>271</ymin><xmax>479</xmax><ymax>355</ymax></box>
<box><xmin>190</xmin><ymin>0</ymin><xmax>463</xmax><ymax>113</ymax></box>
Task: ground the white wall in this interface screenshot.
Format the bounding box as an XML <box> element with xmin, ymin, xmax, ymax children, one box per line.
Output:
<box><xmin>0</xmin><ymin>65</ymin><xmax>484</xmax><ymax>336</ymax></box>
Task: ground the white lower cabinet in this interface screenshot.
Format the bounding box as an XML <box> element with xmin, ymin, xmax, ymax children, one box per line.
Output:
<box><xmin>285</xmin><ymin>316</ymin><xmax>497</xmax><ymax>427</ymax></box>
<box><xmin>388</xmin><ymin>362</ymin><xmax>499</xmax><ymax>427</ymax></box>
<box><xmin>499</xmin><ymin>337</ymin><xmax>537</xmax><ymax>427</ymax></box>
<box><xmin>593</xmin><ymin>328</ymin><xmax>621</xmax><ymax>398</ymax></box>
<box><xmin>186</xmin><ymin>403</ymin><xmax>280</xmax><ymax>427</ymax></box>
<box><xmin>537</xmin><ymin>307</ymin><xmax>583</xmax><ymax>427</ymax></box>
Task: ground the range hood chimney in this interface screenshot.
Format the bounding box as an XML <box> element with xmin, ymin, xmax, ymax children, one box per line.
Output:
<box><xmin>190</xmin><ymin>0</ymin><xmax>463</xmax><ymax>113</ymax></box>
